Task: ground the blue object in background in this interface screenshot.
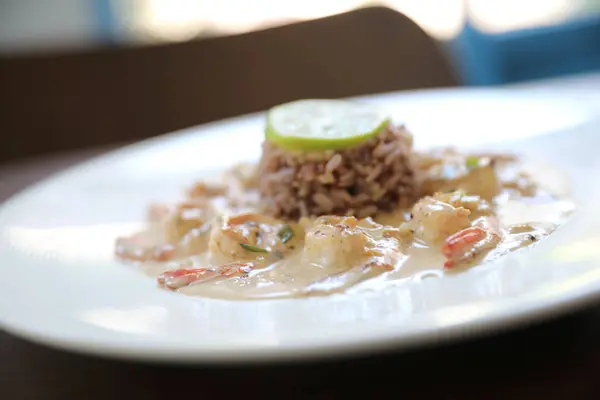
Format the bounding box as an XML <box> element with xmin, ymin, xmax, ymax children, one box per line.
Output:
<box><xmin>450</xmin><ymin>14</ymin><xmax>600</xmax><ymax>85</ymax></box>
<box><xmin>92</xmin><ymin>0</ymin><xmax>118</xmax><ymax>44</ymax></box>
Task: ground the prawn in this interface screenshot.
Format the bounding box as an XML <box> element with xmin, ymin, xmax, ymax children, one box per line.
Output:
<box><xmin>166</xmin><ymin>199</ymin><xmax>214</xmax><ymax>242</ymax></box>
<box><xmin>441</xmin><ymin>217</ymin><xmax>502</xmax><ymax>268</ymax></box>
<box><xmin>303</xmin><ymin>217</ymin><xmax>405</xmax><ymax>294</ymax></box>
<box><xmin>209</xmin><ymin>213</ymin><xmax>298</xmax><ymax>265</ymax></box>
<box><xmin>402</xmin><ymin>194</ymin><xmax>472</xmax><ymax>245</ymax></box>
<box><xmin>115</xmin><ymin>236</ymin><xmax>176</xmax><ymax>263</ymax></box>
<box><xmin>157</xmin><ymin>262</ymin><xmax>254</xmax><ymax>290</ymax></box>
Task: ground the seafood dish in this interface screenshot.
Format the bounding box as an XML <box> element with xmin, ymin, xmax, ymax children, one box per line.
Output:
<box><xmin>115</xmin><ymin>99</ymin><xmax>575</xmax><ymax>300</ymax></box>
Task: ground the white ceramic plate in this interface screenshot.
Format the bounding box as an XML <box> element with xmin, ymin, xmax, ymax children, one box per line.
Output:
<box><xmin>1</xmin><ymin>88</ymin><xmax>600</xmax><ymax>364</ymax></box>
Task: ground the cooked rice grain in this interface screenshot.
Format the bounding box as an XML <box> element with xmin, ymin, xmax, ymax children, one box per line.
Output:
<box><xmin>258</xmin><ymin>124</ymin><xmax>419</xmax><ymax>219</ymax></box>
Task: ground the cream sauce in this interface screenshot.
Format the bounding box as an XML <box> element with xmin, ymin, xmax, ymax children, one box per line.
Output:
<box><xmin>118</xmin><ymin>155</ymin><xmax>575</xmax><ymax>300</ymax></box>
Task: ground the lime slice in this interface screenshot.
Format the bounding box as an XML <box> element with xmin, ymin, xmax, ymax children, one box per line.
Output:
<box><xmin>265</xmin><ymin>99</ymin><xmax>390</xmax><ymax>151</ymax></box>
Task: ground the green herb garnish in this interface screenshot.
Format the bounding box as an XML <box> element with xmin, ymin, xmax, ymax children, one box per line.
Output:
<box><xmin>239</xmin><ymin>243</ymin><xmax>269</xmax><ymax>253</ymax></box>
<box><xmin>466</xmin><ymin>156</ymin><xmax>480</xmax><ymax>169</ymax></box>
<box><xmin>277</xmin><ymin>225</ymin><xmax>295</xmax><ymax>244</ymax></box>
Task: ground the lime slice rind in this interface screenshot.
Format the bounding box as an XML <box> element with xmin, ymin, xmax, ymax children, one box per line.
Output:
<box><xmin>265</xmin><ymin>99</ymin><xmax>390</xmax><ymax>151</ymax></box>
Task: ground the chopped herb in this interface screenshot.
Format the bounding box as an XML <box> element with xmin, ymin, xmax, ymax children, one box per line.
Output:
<box><xmin>525</xmin><ymin>234</ymin><xmax>538</xmax><ymax>242</ymax></box>
<box><xmin>466</xmin><ymin>156</ymin><xmax>480</xmax><ymax>169</ymax></box>
<box><xmin>239</xmin><ymin>243</ymin><xmax>269</xmax><ymax>253</ymax></box>
<box><xmin>277</xmin><ymin>225</ymin><xmax>295</xmax><ymax>244</ymax></box>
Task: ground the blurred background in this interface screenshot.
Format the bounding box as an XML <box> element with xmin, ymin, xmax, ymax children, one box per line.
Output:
<box><xmin>2</xmin><ymin>0</ymin><xmax>600</xmax><ymax>83</ymax></box>
<box><xmin>1</xmin><ymin>0</ymin><xmax>600</xmax><ymax>163</ymax></box>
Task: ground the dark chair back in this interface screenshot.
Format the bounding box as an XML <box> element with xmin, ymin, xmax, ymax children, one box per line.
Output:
<box><xmin>0</xmin><ymin>6</ymin><xmax>457</xmax><ymax>163</ymax></box>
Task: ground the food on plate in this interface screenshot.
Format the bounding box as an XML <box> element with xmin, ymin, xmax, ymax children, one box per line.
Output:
<box><xmin>115</xmin><ymin>99</ymin><xmax>575</xmax><ymax>300</ymax></box>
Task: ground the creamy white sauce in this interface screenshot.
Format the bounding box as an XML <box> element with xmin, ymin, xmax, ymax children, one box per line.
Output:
<box><xmin>120</xmin><ymin>158</ymin><xmax>575</xmax><ymax>300</ymax></box>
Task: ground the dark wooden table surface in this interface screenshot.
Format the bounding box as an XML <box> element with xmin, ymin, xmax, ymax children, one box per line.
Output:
<box><xmin>2</xmin><ymin>146</ymin><xmax>600</xmax><ymax>400</ymax></box>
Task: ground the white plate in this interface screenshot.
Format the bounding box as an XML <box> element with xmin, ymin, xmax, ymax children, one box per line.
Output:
<box><xmin>1</xmin><ymin>88</ymin><xmax>600</xmax><ymax>364</ymax></box>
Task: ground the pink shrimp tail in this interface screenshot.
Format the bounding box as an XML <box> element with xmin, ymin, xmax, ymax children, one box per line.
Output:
<box><xmin>441</xmin><ymin>226</ymin><xmax>487</xmax><ymax>268</ymax></box>
<box><xmin>157</xmin><ymin>262</ymin><xmax>254</xmax><ymax>289</ymax></box>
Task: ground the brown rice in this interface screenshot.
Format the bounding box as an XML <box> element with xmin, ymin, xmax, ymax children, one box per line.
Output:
<box><xmin>257</xmin><ymin>124</ymin><xmax>419</xmax><ymax>219</ymax></box>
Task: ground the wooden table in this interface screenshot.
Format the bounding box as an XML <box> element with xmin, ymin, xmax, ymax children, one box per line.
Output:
<box><xmin>2</xmin><ymin>73</ymin><xmax>600</xmax><ymax>399</ymax></box>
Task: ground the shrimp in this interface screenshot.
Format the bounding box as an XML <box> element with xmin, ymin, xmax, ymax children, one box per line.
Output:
<box><xmin>401</xmin><ymin>190</ymin><xmax>496</xmax><ymax>246</ymax></box>
<box><xmin>116</xmin><ymin>199</ymin><xmax>217</xmax><ymax>263</ymax></box>
<box><xmin>455</xmin><ymin>161</ymin><xmax>500</xmax><ymax>200</ymax></box>
<box><xmin>441</xmin><ymin>216</ymin><xmax>502</xmax><ymax>268</ymax></box>
<box><xmin>165</xmin><ymin>199</ymin><xmax>214</xmax><ymax>243</ymax></box>
<box><xmin>303</xmin><ymin>216</ymin><xmax>372</xmax><ymax>273</ymax></box>
<box><xmin>432</xmin><ymin>191</ymin><xmax>493</xmax><ymax>217</ymax></box>
<box><xmin>208</xmin><ymin>213</ymin><xmax>300</xmax><ymax>266</ymax></box>
<box><xmin>115</xmin><ymin>235</ymin><xmax>177</xmax><ymax>263</ymax></box>
<box><xmin>147</xmin><ymin>203</ymin><xmax>173</xmax><ymax>223</ymax></box>
<box><xmin>502</xmin><ymin>171</ymin><xmax>538</xmax><ymax>197</ymax></box>
<box><xmin>302</xmin><ymin>217</ymin><xmax>405</xmax><ymax>293</ymax></box>
<box><xmin>186</xmin><ymin>181</ymin><xmax>227</xmax><ymax>199</ymax></box>
<box><xmin>401</xmin><ymin>195</ymin><xmax>472</xmax><ymax>246</ymax></box>
<box><xmin>400</xmin><ymin>191</ymin><xmax>502</xmax><ymax>268</ymax></box>
<box><xmin>227</xmin><ymin>162</ymin><xmax>260</xmax><ymax>189</ymax></box>
<box><xmin>157</xmin><ymin>262</ymin><xmax>254</xmax><ymax>290</ymax></box>
<box><xmin>418</xmin><ymin>151</ymin><xmax>500</xmax><ymax>200</ymax></box>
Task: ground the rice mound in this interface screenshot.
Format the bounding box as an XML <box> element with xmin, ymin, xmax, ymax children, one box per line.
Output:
<box><xmin>257</xmin><ymin>124</ymin><xmax>419</xmax><ymax>219</ymax></box>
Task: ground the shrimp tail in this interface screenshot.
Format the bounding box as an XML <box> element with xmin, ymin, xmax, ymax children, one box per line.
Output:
<box><xmin>441</xmin><ymin>225</ymin><xmax>499</xmax><ymax>269</ymax></box>
<box><xmin>157</xmin><ymin>262</ymin><xmax>254</xmax><ymax>289</ymax></box>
